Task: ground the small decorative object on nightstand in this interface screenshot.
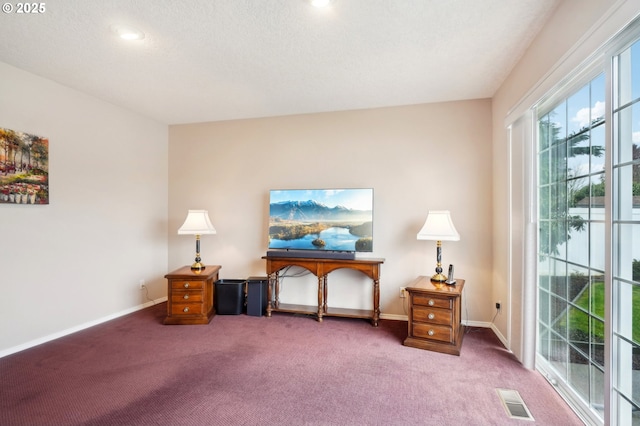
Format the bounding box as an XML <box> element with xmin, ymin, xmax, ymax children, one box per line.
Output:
<box><xmin>403</xmin><ymin>276</ymin><xmax>465</xmax><ymax>355</ymax></box>
<box><xmin>164</xmin><ymin>265</ymin><xmax>221</xmax><ymax>325</ymax></box>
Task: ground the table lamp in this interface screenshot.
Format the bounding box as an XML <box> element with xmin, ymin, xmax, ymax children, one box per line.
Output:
<box><xmin>178</xmin><ymin>209</ymin><xmax>216</xmax><ymax>273</ymax></box>
<box><xmin>417</xmin><ymin>210</ymin><xmax>460</xmax><ymax>283</ymax></box>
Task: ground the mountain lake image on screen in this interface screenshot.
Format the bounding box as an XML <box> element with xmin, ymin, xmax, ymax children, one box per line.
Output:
<box><xmin>268</xmin><ymin>188</ymin><xmax>373</xmax><ymax>252</ymax></box>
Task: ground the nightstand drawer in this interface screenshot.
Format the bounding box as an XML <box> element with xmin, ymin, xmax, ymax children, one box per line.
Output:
<box><xmin>412</xmin><ymin>294</ymin><xmax>452</xmax><ymax>310</ymax></box>
<box><xmin>413</xmin><ymin>322</ymin><xmax>453</xmax><ymax>343</ymax></box>
<box><xmin>171</xmin><ymin>290</ymin><xmax>203</xmax><ymax>303</ymax></box>
<box><xmin>171</xmin><ymin>280</ymin><xmax>204</xmax><ymax>290</ymax></box>
<box><xmin>170</xmin><ymin>303</ymin><xmax>204</xmax><ymax>315</ymax></box>
<box><xmin>413</xmin><ymin>306</ymin><xmax>452</xmax><ymax>326</ymax></box>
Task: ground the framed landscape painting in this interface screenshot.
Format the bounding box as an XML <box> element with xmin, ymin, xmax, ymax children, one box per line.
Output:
<box><xmin>0</xmin><ymin>127</ymin><xmax>49</xmax><ymax>204</ymax></box>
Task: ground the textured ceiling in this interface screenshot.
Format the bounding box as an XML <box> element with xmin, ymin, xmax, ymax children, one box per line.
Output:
<box><xmin>0</xmin><ymin>0</ymin><xmax>559</xmax><ymax>125</ymax></box>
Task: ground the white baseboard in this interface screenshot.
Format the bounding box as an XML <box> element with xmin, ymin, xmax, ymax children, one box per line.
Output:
<box><xmin>489</xmin><ymin>322</ymin><xmax>509</xmax><ymax>349</ymax></box>
<box><xmin>380</xmin><ymin>313</ymin><xmax>407</xmax><ymax>321</ymax></box>
<box><xmin>2</xmin><ymin>303</ymin><xmax>509</xmax><ymax>359</ymax></box>
<box><xmin>0</xmin><ymin>297</ymin><xmax>167</xmax><ymax>359</ymax></box>
<box><xmin>464</xmin><ymin>319</ymin><xmax>492</xmax><ymax>328</ymax></box>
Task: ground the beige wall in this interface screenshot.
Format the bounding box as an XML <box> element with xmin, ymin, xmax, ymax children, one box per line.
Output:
<box><xmin>169</xmin><ymin>101</ymin><xmax>493</xmax><ymax>321</ymax></box>
<box><xmin>0</xmin><ymin>62</ymin><xmax>169</xmax><ymax>355</ymax></box>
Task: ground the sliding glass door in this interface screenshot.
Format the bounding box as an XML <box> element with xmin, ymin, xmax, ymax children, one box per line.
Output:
<box><xmin>536</xmin><ymin>32</ymin><xmax>640</xmax><ymax>425</ymax></box>
<box><xmin>537</xmin><ymin>72</ymin><xmax>606</xmax><ymax>421</ymax></box>
<box><xmin>611</xmin><ymin>36</ymin><xmax>640</xmax><ymax>426</ymax></box>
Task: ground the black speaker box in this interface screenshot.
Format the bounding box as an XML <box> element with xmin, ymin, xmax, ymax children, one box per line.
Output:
<box><xmin>215</xmin><ymin>279</ymin><xmax>245</xmax><ymax>315</ymax></box>
<box><xmin>246</xmin><ymin>276</ymin><xmax>268</xmax><ymax>317</ymax></box>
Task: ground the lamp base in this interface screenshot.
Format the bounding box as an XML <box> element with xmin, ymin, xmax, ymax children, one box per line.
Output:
<box><xmin>191</xmin><ymin>262</ymin><xmax>206</xmax><ymax>274</ymax></box>
<box><xmin>431</xmin><ymin>273</ymin><xmax>447</xmax><ymax>282</ymax></box>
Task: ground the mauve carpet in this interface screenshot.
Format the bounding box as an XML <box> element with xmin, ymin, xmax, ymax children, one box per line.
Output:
<box><xmin>0</xmin><ymin>303</ymin><xmax>583</xmax><ymax>425</ymax></box>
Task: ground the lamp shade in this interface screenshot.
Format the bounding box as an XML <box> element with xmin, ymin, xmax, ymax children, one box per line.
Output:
<box><xmin>178</xmin><ymin>210</ymin><xmax>217</xmax><ymax>235</ymax></box>
<box><xmin>416</xmin><ymin>210</ymin><xmax>460</xmax><ymax>241</ymax></box>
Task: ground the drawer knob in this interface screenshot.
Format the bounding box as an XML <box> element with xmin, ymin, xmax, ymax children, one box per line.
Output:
<box><xmin>428</xmin><ymin>329</ymin><xmax>435</xmax><ymax>336</ymax></box>
<box><xmin>428</xmin><ymin>313</ymin><xmax>435</xmax><ymax>320</ymax></box>
<box><xmin>183</xmin><ymin>307</ymin><xmax>190</xmax><ymax>313</ymax></box>
<box><xmin>184</xmin><ymin>282</ymin><xmax>190</xmax><ymax>288</ymax></box>
<box><xmin>183</xmin><ymin>294</ymin><xmax>189</xmax><ymax>300</ymax></box>
<box><xmin>428</xmin><ymin>299</ymin><xmax>435</xmax><ymax>306</ymax></box>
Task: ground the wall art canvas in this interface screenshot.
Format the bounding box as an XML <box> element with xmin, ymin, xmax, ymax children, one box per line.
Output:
<box><xmin>0</xmin><ymin>127</ymin><xmax>49</xmax><ymax>205</ymax></box>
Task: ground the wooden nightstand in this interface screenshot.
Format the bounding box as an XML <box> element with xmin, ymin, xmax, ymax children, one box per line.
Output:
<box><xmin>164</xmin><ymin>265</ymin><xmax>221</xmax><ymax>325</ymax></box>
<box><xmin>403</xmin><ymin>276</ymin><xmax>465</xmax><ymax>356</ymax></box>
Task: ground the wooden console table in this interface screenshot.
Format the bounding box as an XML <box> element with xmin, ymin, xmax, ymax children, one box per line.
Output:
<box><xmin>262</xmin><ymin>256</ymin><xmax>384</xmax><ymax>326</ymax></box>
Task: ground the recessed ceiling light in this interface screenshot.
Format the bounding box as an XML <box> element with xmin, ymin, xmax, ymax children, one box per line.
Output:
<box><xmin>111</xmin><ymin>25</ymin><xmax>145</xmax><ymax>41</ymax></box>
<box><xmin>310</xmin><ymin>0</ymin><xmax>331</xmax><ymax>8</ymax></box>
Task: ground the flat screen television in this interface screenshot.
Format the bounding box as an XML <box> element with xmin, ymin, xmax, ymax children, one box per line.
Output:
<box><xmin>268</xmin><ymin>188</ymin><xmax>373</xmax><ymax>253</ymax></box>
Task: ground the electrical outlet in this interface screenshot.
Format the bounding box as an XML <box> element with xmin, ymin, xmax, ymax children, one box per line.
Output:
<box><xmin>495</xmin><ymin>301</ymin><xmax>501</xmax><ymax>311</ymax></box>
<box><xmin>400</xmin><ymin>287</ymin><xmax>406</xmax><ymax>298</ymax></box>
<box><xmin>139</xmin><ymin>279</ymin><xmax>145</xmax><ymax>290</ymax></box>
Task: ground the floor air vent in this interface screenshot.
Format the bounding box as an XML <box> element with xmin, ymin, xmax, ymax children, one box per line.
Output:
<box><xmin>496</xmin><ymin>388</ymin><xmax>534</xmax><ymax>421</ymax></box>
